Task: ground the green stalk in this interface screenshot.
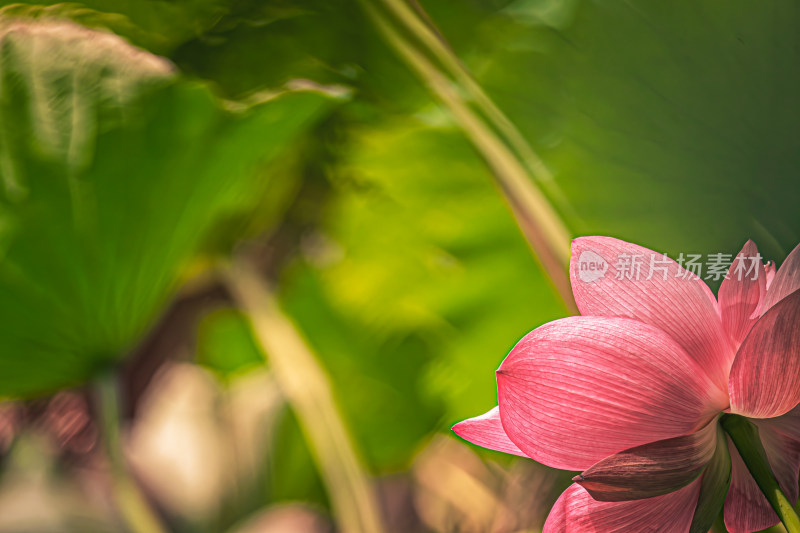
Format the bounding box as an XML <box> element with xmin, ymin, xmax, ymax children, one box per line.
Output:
<box><xmin>224</xmin><ymin>261</ymin><xmax>386</xmax><ymax>533</ymax></box>
<box><xmin>95</xmin><ymin>372</ymin><xmax>169</xmax><ymax>533</ymax></box>
<box><xmin>721</xmin><ymin>414</ymin><xmax>800</xmax><ymax>533</ymax></box>
<box><xmin>376</xmin><ymin>0</ymin><xmax>567</xmax><ymax>200</ymax></box>
<box><xmin>361</xmin><ymin>0</ymin><xmax>578</xmax><ymax>314</ymax></box>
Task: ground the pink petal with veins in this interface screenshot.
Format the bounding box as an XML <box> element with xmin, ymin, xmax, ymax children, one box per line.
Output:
<box><xmin>575</xmin><ymin>420</ymin><xmax>718</xmax><ymax>502</ymax></box>
<box><xmin>765</xmin><ymin>403</ymin><xmax>800</xmax><ymax>442</ymax></box>
<box><xmin>570</xmin><ymin>236</ymin><xmax>732</xmax><ymax>391</ymax></box>
<box><xmin>451</xmin><ymin>406</ymin><xmax>526</xmax><ymax>457</ymax></box>
<box><xmin>497</xmin><ymin>316</ymin><xmax>726</xmax><ymax>471</ymax></box>
<box><xmin>718</xmin><ymin>241</ymin><xmax>766</xmax><ymax>346</ymax></box>
<box><xmin>543</xmin><ymin>480</ymin><xmax>701</xmax><ymax>533</ymax></box>
<box><xmin>761</xmin><ymin>242</ymin><xmax>800</xmax><ymax>313</ymax></box>
<box><xmin>729</xmin><ymin>289</ymin><xmax>800</xmax><ymax>418</ymax></box>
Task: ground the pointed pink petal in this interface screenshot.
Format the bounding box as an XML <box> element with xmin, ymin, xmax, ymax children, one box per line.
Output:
<box><xmin>452</xmin><ymin>406</ymin><xmax>526</xmax><ymax>457</ymax></box>
<box><xmin>729</xmin><ymin>288</ymin><xmax>800</xmax><ymax>418</ymax></box>
<box><xmin>574</xmin><ymin>421</ymin><xmax>717</xmax><ymax>502</ymax></box>
<box><xmin>724</xmin><ymin>424</ymin><xmax>800</xmax><ymax>533</ymax></box>
<box><xmin>497</xmin><ymin>316</ymin><xmax>726</xmax><ymax>471</ymax></box>
<box><xmin>762</xmin><ymin>242</ymin><xmax>800</xmax><ymax>313</ymax></box>
<box><xmin>765</xmin><ymin>262</ymin><xmax>776</xmax><ymax>290</ymax></box>
<box><xmin>570</xmin><ymin>236</ymin><xmax>732</xmax><ymax>391</ymax></box>
<box><xmin>718</xmin><ymin>241</ymin><xmax>766</xmax><ymax>346</ymax></box>
<box><xmin>543</xmin><ymin>480</ymin><xmax>701</xmax><ymax>533</ymax></box>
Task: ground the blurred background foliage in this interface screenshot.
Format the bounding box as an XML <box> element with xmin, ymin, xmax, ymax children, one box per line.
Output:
<box><xmin>0</xmin><ymin>0</ymin><xmax>797</xmax><ymax>532</ymax></box>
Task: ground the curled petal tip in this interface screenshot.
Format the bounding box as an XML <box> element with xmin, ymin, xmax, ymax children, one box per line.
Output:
<box><xmin>449</xmin><ymin>407</ymin><xmax>527</xmax><ymax>457</ymax></box>
<box><xmin>450</xmin><ymin>420</ymin><xmax>468</xmax><ymax>440</ymax></box>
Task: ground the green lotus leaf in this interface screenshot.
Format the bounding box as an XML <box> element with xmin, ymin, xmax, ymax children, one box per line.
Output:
<box><xmin>0</xmin><ymin>18</ymin><xmax>336</xmax><ymax>397</ymax></box>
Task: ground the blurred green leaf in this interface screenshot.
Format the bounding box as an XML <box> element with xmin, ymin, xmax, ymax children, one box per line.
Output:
<box><xmin>196</xmin><ymin>308</ymin><xmax>264</xmax><ymax>381</ymax></box>
<box><xmin>454</xmin><ymin>0</ymin><xmax>800</xmax><ymax>265</ymax></box>
<box><xmin>266</xmin><ymin>408</ymin><xmax>328</xmax><ymax>509</ymax></box>
<box><xmin>278</xmin><ymin>117</ymin><xmax>566</xmax><ymax>469</ymax></box>
<box><xmin>0</xmin><ymin>19</ymin><xmax>336</xmax><ymax>397</ymax></box>
<box><xmin>171</xmin><ymin>0</ymin><xmax>428</xmax><ymax>115</ymax></box>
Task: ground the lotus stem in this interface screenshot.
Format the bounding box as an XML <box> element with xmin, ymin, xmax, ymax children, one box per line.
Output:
<box><xmin>224</xmin><ymin>261</ymin><xmax>386</xmax><ymax>533</ymax></box>
<box><xmin>360</xmin><ymin>0</ymin><xmax>578</xmax><ymax>314</ymax></box>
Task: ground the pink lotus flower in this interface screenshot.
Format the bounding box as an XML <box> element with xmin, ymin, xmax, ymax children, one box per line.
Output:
<box><xmin>454</xmin><ymin>236</ymin><xmax>800</xmax><ymax>533</ymax></box>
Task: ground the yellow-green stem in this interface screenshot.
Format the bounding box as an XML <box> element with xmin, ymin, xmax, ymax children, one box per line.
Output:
<box><xmin>224</xmin><ymin>261</ymin><xmax>386</xmax><ymax>533</ymax></box>
<box><xmin>361</xmin><ymin>0</ymin><xmax>577</xmax><ymax>313</ymax></box>
<box><xmin>378</xmin><ymin>0</ymin><xmax>559</xmax><ymax>189</ymax></box>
